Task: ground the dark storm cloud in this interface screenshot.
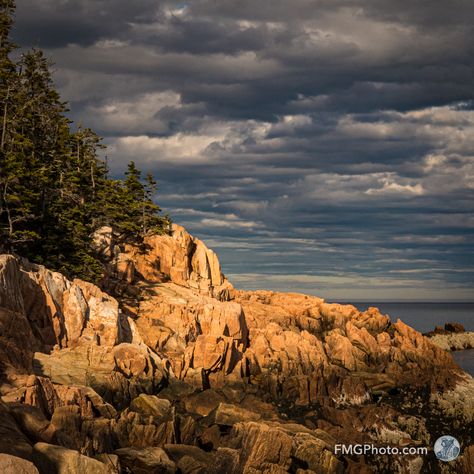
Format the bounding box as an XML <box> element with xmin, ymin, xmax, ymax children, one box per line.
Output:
<box><xmin>12</xmin><ymin>0</ymin><xmax>474</xmax><ymax>300</ymax></box>
<box><xmin>13</xmin><ymin>0</ymin><xmax>159</xmax><ymax>47</ymax></box>
<box><xmin>15</xmin><ymin>0</ymin><xmax>474</xmax><ymax>124</ymax></box>
<box><xmin>191</xmin><ymin>0</ymin><xmax>474</xmax><ymax>27</ymax></box>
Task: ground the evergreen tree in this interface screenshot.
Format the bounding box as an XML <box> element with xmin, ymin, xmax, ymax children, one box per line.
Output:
<box><xmin>0</xmin><ymin>1</ymin><xmax>170</xmax><ymax>281</ymax></box>
<box><xmin>110</xmin><ymin>161</ymin><xmax>169</xmax><ymax>241</ymax></box>
<box><xmin>143</xmin><ymin>172</ymin><xmax>168</xmax><ymax>237</ymax></box>
<box><xmin>0</xmin><ymin>0</ymin><xmax>16</xmax><ymax>153</ymax></box>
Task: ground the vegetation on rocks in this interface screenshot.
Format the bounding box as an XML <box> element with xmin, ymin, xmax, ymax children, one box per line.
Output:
<box><xmin>0</xmin><ymin>1</ymin><xmax>169</xmax><ymax>282</ymax></box>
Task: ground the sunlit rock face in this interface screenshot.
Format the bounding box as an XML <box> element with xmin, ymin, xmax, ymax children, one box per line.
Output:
<box><xmin>0</xmin><ymin>254</ymin><xmax>167</xmax><ymax>410</ymax></box>
<box><xmin>0</xmin><ymin>225</ymin><xmax>472</xmax><ymax>473</ymax></box>
<box><xmin>94</xmin><ymin>223</ymin><xmax>234</xmax><ymax>301</ymax></box>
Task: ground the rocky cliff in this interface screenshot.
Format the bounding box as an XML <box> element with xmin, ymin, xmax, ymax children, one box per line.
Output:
<box><xmin>0</xmin><ymin>225</ymin><xmax>473</xmax><ymax>473</ymax></box>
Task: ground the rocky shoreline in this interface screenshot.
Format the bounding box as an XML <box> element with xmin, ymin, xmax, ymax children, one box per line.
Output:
<box><xmin>0</xmin><ymin>224</ymin><xmax>473</xmax><ymax>473</ymax></box>
<box><xmin>424</xmin><ymin>323</ymin><xmax>474</xmax><ymax>352</ymax></box>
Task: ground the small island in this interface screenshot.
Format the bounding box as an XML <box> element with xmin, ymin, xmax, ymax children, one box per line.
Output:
<box><xmin>425</xmin><ymin>323</ymin><xmax>474</xmax><ymax>352</ymax></box>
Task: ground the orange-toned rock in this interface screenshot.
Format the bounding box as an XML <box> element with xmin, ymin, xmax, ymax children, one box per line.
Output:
<box><xmin>224</xmin><ymin>421</ymin><xmax>343</xmax><ymax>474</ymax></box>
<box><xmin>345</xmin><ymin>321</ymin><xmax>378</xmax><ymax>356</ymax></box>
<box><xmin>0</xmin><ymin>454</ymin><xmax>39</xmax><ymax>474</ymax></box>
<box><xmin>33</xmin><ymin>442</ymin><xmax>113</xmax><ymax>474</ymax></box>
<box><xmin>0</xmin><ymin>255</ymin><xmax>126</xmax><ymax>356</ymax></box>
<box><xmin>325</xmin><ymin>332</ymin><xmax>359</xmax><ymax>371</ymax></box>
<box><xmin>94</xmin><ymin>224</ymin><xmax>233</xmax><ymax>301</ymax></box>
<box><xmin>114</xmin><ymin>447</ymin><xmax>176</xmax><ymax>474</ymax></box>
<box><xmin>0</xmin><ymin>222</ymin><xmax>472</xmax><ymax>474</ymax></box>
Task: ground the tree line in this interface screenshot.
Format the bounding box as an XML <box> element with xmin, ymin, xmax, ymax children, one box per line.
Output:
<box><xmin>0</xmin><ymin>1</ymin><xmax>170</xmax><ymax>282</ymax></box>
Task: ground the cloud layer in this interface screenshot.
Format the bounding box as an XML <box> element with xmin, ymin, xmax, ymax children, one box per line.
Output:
<box><xmin>13</xmin><ymin>0</ymin><xmax>474</xmax><ymax>300</ymax></box>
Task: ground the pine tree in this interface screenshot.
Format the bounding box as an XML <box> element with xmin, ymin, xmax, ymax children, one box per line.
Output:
<box><xmin>0</xmin><ymin>0</ymin><xmax>16</xmax><ymax>153</ymax></box>
<box><xmin>0</xmin><ymin>0</ymin><xmax>18</xmax><ymax>251</ymax></box>
<box><xmin>118</xmin><ymin>160</ymin><xmax>145</xmax><ymax>238</ymax></box>
<box><xmin>143</xmin><ymin>172</ymin><xmax>168</xmax><ymax>236</ymax></box>
<box><xmin>0</xmin><ymin>1</ymin><xmax>170</xmax><ymax>281</ymax></box>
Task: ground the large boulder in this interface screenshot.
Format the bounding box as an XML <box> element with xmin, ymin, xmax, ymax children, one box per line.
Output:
<box><xmin>220</xmin><ymin>421</ymin><xmax>343</xmax><ymax>474</ymax></box>
<box><xmin>163</xmin><ymin>445</ymin><xmax>214</xmax><ymax>474</ymax></box>
<box><xmin>94</xmin><ymin>224</ymin><xmax>234</xmax><ymax>301</ymax></box>
<box><xmin>0</xmin><ymin>254</ymin><xmax>130</xmax><ymax>375</ymax></box>
<box><xmin>33</xmin><ymin>442</ymin><xmax>113</xmax><ymax>474</ymax></box>
<box><xmin>206</xmin><ymin>403</ymin><xmax>261</xmax><ymax>426</ymax></box>
<box><xmin>0</xmin><ymin>401</ymin><xmax>34</xmax><ymax>461</ymax></box>
<box><xmin>114</xmin><ymin>447</ymin><xmax>176</xmax><ymax>474</ymax></box>
<box><xmin>129</xmin><ymin>394</ymin><xmax>172</xmax><ymax>418</ymax></box>
<box><xmin>0</xmin><ymin>454</ymin><xmax>39</xmax><ymax>474</ymax></box>
<box><xmin>32</xmin><ymin>343</ymin><xmax>168</xmax><ymax>408</ymax></box>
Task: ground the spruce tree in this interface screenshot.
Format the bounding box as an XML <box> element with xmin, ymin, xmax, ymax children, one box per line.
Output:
<box><xmin>143</xmin><ymin>172</ymin><xmax>168</xmax><ymax>237</ymax></box>
<box><xmin>0</xmin><ymin>1</ymin><xmax>170</xmax><ymax>281</ymax></box>
<box><xmin>0</xmin><ymin>0</ymin><xmax>16</xmax><ymax>153</ymax></box>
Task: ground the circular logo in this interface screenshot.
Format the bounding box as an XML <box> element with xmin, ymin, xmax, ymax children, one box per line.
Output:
<box><xmin>434</xmin><ymin>435</ymin><xmax>461</xmax><ymax>462</ymax></box>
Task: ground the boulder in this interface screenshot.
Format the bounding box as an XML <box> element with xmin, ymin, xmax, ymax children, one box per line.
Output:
<box><xmin>183</xmin><ymin>389</ymin><xmax>225</xmax><ymax>416</ymax></box>
<box><xmin>33</xmin><ymin>442</ymin><xmax>113</xmax><ymax>474</ymax></box>
<box><xmin>129</xmin><ymin>394</ymin><xmax>171</xmax><ymax>418</ymax></box>
<box><xmin>207</xmin><ymin>403</ymin><xmax>261</xmax><ymax>426</ymax></box>
<box><xmin>5</xmin><ymin>375</ymin><xmax>116</xmax><ymax>422</ymax></box>
<box><xmin>93</xmin><ymin>224</ymin><xmax>234</xmax><ymax>301</ymax></box>
<box><xmin>445</xmin><ymin>322</ymin><xmax>465</xmax><ymax>333</ymax></box>
<box><xmin>225</xmin><ymin>421</ymin><xmax>343</xmax><ymax>474</ymax></box>
<box><xmin>114</xmin><ymin>447</ymin><xmax>176</xmax><ymax>474</ymax></box>
<box><xmin>164</xmin><ymin>445</ymin><xmax>213</xmax><ymax>474</ymax></box>
<box><xmin>0</xmin><ymin>454</ymin><xmax>39</xmax><ymax>474</ymax></box>
<box><xmin>32</xmin><ymin>343</ymin><xmax>167</xmax><ymax>408</ymax></box>
<box><xmin>0</xmin><ymin>401</ymin><xmax>34</xmax><ymax>460</ymax></box>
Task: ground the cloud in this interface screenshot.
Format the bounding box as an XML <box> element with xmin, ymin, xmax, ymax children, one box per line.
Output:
<box><xmin>12</xmin><ymin>0</ymin><xmax>474</xmax><ymax>301</ymax></box>
<box><xmin>365</xmin><ymin>177</ymin><xmax>424</xmax><ymax>196</ymax></box>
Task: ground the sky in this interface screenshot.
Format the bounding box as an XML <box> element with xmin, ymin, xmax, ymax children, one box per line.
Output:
<box><xmin>12</xmin><ymin>0</ymin><xmax>474</xmax><ymax>301</ymax></box>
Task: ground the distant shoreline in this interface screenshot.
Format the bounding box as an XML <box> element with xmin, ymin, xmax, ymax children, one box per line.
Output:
<box><xmin>338</xmin><ymin>301</ymin><xmax>474</xmax><ymax>334</ymax></box>
<box><xmin>336</xmin><ymin>301</ymin><xmax>474</xmax><ymax>304</ymax></box>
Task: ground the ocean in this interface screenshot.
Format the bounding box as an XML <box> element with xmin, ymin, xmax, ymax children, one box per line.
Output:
<box><xmin>340</xmin><ymin>302</ymin><xmax>474</xmax><ymax>376</ymax></box>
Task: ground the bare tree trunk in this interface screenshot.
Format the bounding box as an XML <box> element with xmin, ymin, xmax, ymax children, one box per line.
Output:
<box><xmin>59</xmin><ymin>171</ymin><xmax>64</xmax><ymax>198</ymax></box>
<box><xmin>90</xmin><ymin>160</ymin><xmax>96</xmax><ymax>198</ymax></box>
<box><xmin>2</xmin><ymin>180</ymin><xmax>13</xmax><ymax>236</ymax></box>
<box><xmin>1</xmin><ymin>87</ymin><xmax>10</xmax><ymax>152</ymax></box>
<box><xmin>0</xmin><ymin>181</ymin><xmax>4</xmax><ymax>220</ymax></box>
<box><xmin>77</xmin><ymin>139</ymin><xmax>81</xmax><ymax>172</ymax></box>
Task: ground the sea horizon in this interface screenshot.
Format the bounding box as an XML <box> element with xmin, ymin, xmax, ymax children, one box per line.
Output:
<box><xmin>336</xmin><ymin>300</ymin><xmax>474</xmax><ymax>304</ymax></box>
<box><xmin>338</xmin><ymin>301</ymin><xmax>474</xmax><ymax>332</ymax></box>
